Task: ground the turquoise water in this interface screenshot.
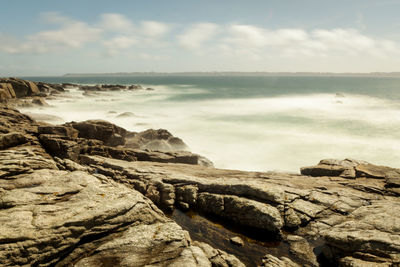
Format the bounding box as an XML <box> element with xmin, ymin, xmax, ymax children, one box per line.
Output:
<box><xmin>20</xmin><ymin>76</ymin><xmax>400</xmax><ymax>172</ymax></box>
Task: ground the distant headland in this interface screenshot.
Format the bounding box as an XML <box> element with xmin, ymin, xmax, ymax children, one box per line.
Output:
<box><xmin>63</xmin><ymin>71</ymin><xmax>400</xmax><ymax>77</ymax></box>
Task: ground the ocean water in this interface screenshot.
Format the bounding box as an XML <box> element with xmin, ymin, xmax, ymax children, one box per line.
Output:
<box><xmin>21</xmin><ymin>75</ymin><xmax>400</xmax><ymax>172</ymax></box>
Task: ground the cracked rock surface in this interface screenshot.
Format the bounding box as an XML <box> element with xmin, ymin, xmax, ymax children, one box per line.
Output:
<box><xmin>0</xmin><ymin>105</ymin><xmax>242</xmax><ymax>266</ymax></box>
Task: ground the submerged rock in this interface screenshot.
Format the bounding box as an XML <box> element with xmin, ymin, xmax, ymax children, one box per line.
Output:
<box><xmin>230</xmin><ymin>236</ymin><xmax>244</xmax><ymax>246</ymax></box>
<box><xmin>116</xmin><ymin>111</ymin><xmax>135</xmax><ymax>118</ymax></box>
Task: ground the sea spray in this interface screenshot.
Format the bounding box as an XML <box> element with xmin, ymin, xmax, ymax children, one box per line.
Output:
<box><xmin>20</xmin><ymin>76</ymin><xmax>400</xmax><ymax>172</ymax></box>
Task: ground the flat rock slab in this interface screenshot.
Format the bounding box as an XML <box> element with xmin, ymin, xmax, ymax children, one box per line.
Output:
<box><xmin>79</xmin><ymin>156</ymin><xmax>400</xmax><ymax>265</ymax></box>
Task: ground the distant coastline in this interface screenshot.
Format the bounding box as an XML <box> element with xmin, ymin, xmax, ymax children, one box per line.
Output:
<box><xmin>63</xmin><ymin>71</ymin><xmax>400</xmax><ymax>78</ymax></box>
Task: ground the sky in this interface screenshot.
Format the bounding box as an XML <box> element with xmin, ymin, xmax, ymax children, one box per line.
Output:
<box><xmin>1</xmin><ymin>0</ymin><xmax>400</xmax><ymax>76</ymax></box>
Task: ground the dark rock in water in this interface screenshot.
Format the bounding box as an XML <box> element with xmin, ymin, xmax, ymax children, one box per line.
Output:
<box><xmin>335</xmin><ymin>92</ymin><xmax>345</xmax><ymax>98</ymax></box>
<box><xmin>61</xmin><ymin>82</ymin><xmax>78</xmax><ymax>88</ymax></box>
<box><xmin>146</xmin><ymin>87</ymin><xmax>155</xmax><ymax>91</ymax></box>
<box><xmin>128</xmin><ymin>84</ymin><xmax>143</xmax><ymax>90</ymax></box>
<box><xmin>116</xmin><ymin>111</ymin><xmax>135</xmax><ymax>118</ymax></box>
<box><xmin>79</xmin><ymin>85</ymin><xmax>102</xmax><ymax>91</ymax></box>
<box><xmin>32</xmin><ymin>97</ymin><xmax>49</xmax><ymax>106</ymax></box>
<box><xmin>108</xmin><ymin>110</ymin><xmax>117</xmax><ymax>114</ymax></box>
<box><xmin>82</xmin><ymin>90</ymin><xmax>99</xmax><ymax>97</ymax></box>
<box><xmin>101</xmin><ymin>84</ymin><xmax>126</xmax><ymax>90</ymax></box>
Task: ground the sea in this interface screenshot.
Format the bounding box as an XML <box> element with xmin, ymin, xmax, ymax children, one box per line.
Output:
<box><xmin>20</xmin><ymin>75</ymin><xmax>400</xmax><ymax>172</ymax></box>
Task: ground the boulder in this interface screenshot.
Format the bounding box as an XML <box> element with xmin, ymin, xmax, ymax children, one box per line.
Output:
<box><xmin>0</xmin><ymin>83</ymin><xmax>16</xmax><ymax>98</ymax></box>
<box><xmin>39</xmin><ymin>134</ymin><xmax>81</xmax><ymax>161</ymax></box>
<box><xmin>0</xmin><ymin>83</ymin><xmax>16</xmax><ymax>102</ymax></box>
<box><xmin>0</xmin><ymin>78</ymin><xmax>40</xmax><ymax>97</ymax></box>
<box><xmin>38</xmin><ymin>125</ymin><xmax>79</xmax><ymax>138</ymax></box>
<box><xmin>301</xmin><ymin>159</ymin><xmax>400</xmax><ymax>183</ymax></box>
<box><xmin>128</xmin><ymin>84</ymin><xmax>143</xmax><ymax>90</ymax></box>
<box><xmin>65</xmin><ymin>120</ymin><xmax>127</xmax><ymax>147</ymax></box>
<box><xmin>230</xmin><ymin>236</ymin><xmax>244</xmax><ymax>246</ymax></box>
<box><xmin>0</xmin><ymin>132</ymin><xmax>28</xmax><ymax>149</ymax></box>
<box><xmin>126</xmin><ymin>128</ymin><xmax>189</xmax><ymax>152</ymax></box>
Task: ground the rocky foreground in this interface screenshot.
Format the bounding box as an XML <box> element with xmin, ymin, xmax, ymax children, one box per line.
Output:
<box><xmin>0</xmin><ymin>78</ymin><xmax>399</xmax><ymax>266</ymax></box>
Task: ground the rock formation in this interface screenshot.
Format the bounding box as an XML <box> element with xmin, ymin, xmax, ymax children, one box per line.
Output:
<box><xmin>0</xmin><ymin>105</ymin><xmax>243</xmax><ymax>266</ymax></box>
<box><xmin>0</xmin><ymin>78</ymin><xmax>399</xmax><ymax>266</ymax></box>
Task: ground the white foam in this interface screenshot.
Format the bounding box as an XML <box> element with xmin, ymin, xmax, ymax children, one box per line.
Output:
<box><xmin>20</xmin><ymin>86</ymin><xmax>400</xmax><ymax>172</ymax></box>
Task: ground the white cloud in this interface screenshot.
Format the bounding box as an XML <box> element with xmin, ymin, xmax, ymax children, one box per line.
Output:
<box><xmin>1</xmin><ymin>12</ymin><xmax>399</xmax><ymax>72</ymax></box>
<box><xmin>222</xmin><ymin>25</ymin><xmax>400</xmax><ymax>58</ymax></box>
<box><xmin>140</xmin><ymin>21</ymin><xmax>170</xmax><ymax>38</ymax></box>
<box><xmin>99</xmin><ymin>13</ymin><xmax>134</xmax><ymax>33</ymax></box>
<box><xmin>0</xmin><ymin>13</ymin><xmax>101</xmax><ymax>54</ymax></box>
<box><xmin>103</xmin><ymin>35</ymin><xmax>137</xmax><ymax>55</ymax></box>
<box><xmin>29</xmin><ymin>22</ymin><xmax>101</xmax><ymax>49</ymax></box>
<box><xmin>178</xmin><ymin>23</ymin><xmax>220</xmax><ymax>49</ymax></box>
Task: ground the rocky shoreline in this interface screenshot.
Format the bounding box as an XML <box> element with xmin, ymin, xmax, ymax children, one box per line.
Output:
<box><xmin>0</xmin><ymin>78</ymin><xmax>399</xmax><ymax>266</ymax></box>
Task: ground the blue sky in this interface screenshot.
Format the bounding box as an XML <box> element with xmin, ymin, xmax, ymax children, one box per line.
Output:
<box><xmin>1</xmin><ymin>0</ymin><xmax>400</xmax><ymax>75</ymax></box>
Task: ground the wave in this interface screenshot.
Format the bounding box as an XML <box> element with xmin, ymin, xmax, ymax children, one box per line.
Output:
<box><xmin>19</xmin><ymin>86</ymin><xmax>400</xmax><ymax>172</ymax></box>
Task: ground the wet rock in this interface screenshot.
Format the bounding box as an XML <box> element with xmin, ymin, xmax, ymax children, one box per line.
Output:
<box><xmin>223</xmin><ymin>195</ymin><xmax>283</xmax><ymax>233</ymax></box>
<box><xmin>198</xmin><ymin>192</ymin><xmax>225</xmax><ymax>215</ymax></box>
<box><xmin>230</xmin><ymin>236</ymin><xmax>244</xmax><ymax>246</ymax></box>
<box><xmin>286</xmin><ymin>235</ymin><xmax>318</xmax><ymax>267</ymax></box>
